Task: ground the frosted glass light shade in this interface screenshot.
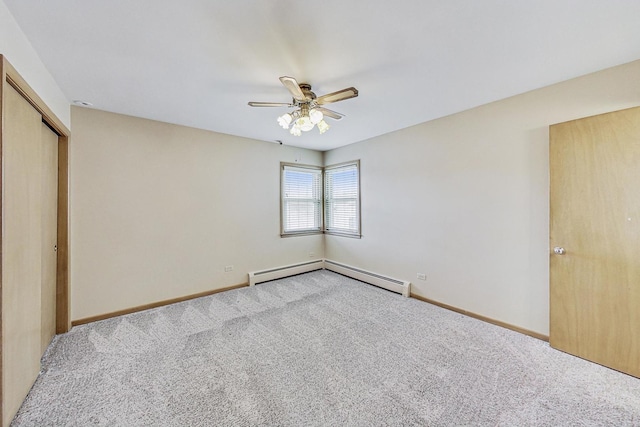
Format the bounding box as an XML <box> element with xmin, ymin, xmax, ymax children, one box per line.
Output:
<box><xmin>290</xmin><ymin>125</ymin><xmax>302</xmax><ymax>136</ymax></box>
<box><xmin>277</xmin><ymin>113</ymin><xmax>293</xmax><ymax>129</ymax></box>
<box><xmin>309</xmin><ymin>108</ymin><xmax>323</xmax><ymax>124</ymax></box>
<box><xmin>317</xmin><ymin>119</ymin><xmax>330</xmax><ymax>134</ymax></box>
<box><xmin>295</xmin><ymin>116</ymin><xmax>314</xmax><ymax>132</ymax></box>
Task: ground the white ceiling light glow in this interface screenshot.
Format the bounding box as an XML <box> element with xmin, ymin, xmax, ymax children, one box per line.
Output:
<box><xmin>278</xmin><ymin>107</ymin><xmax>329</xmax><ymax>136</ymax></box>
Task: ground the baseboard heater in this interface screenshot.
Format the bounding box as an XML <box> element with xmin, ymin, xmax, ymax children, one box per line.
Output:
<box><xmin>248</xmin><ymin>259</ymin><xmax>410</xmax><ymax>297</ymax></box>
<box><xmin>248</xmin><ymin>260</ymin><xmax>325</xmax><ymax>286</ymax></box>
<box><xmin>324</xmin><ymin>259</ymin><xmax>410</xmax><ymax>297</ymax></box>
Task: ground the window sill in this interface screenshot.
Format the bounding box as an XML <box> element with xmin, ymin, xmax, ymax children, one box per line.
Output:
<box><xmin>324</xmin><ymin>231</ymin><xmax>362</xmax><ymax>239</ymax></box>
<box><xmin>280</xmin><ymin>230</ymin><xmax>361</xmax><ymax>239</ymax></box>
<box><xmin>280</xmin><ymin>231</ymin><xmax>323</xmax><ymax>238</ymax></box>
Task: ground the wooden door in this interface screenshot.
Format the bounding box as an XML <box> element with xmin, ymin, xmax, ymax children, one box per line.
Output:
<box><xmin>2</xmin><ymin>84</ymin><xmax>44</xmax><ymax>425</ymax></box>
<box><xmin>549</xmin><ymin>106</ymin><xmax>640</xmax><ymax>378</ymax></box>
<box><xmin>41</xmin><ymin>123</ymin><xmax>59</xmax><ymax>353</ymax></box>
<box><xmin>0</xmin><ymin>56</ymin><xmax>69</xmax><ymax>426</ymax></box>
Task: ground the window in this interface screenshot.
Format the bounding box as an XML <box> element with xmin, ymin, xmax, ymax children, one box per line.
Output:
<box><xmin>280</xmin><ymin>160</ymin><xmax>360</xmax><ymax>238</ymax></box>
<box><xmin>324</xmin><ymin>161</ymin><xmax>360</xmax><ymax>237</ymax></box>
<box><xmin>281</xmin><ymin>164</ymin><xmax>323</xmax><ymax>234</ymax></box>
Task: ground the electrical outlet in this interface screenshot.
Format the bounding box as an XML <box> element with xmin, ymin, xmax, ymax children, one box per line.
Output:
<box><xmin>309</xmin><ymin>252</ymin><xmax>315</xmax><ymax>258</ymax></box>
<box><xmin>224</xmin><ymin>265</ymin><xmax>233</xmax><ymax>272</ymax></box>
<box><xmin>417</xmin><ymin>273</ymin><xmax>427</xmax><ymax>281</ymax></box>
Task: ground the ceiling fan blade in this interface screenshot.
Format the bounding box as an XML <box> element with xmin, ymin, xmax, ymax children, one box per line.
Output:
<box><xmin>315</xmin><ymin>87</ymin><xmax>359</xmax><ymax>105</ymax></box>
<box><xmin>316</xmin><ymin>107</ymin><xmax>344</xmax><ymax>121</ymax></box>
<box><xmin>279</xmin><ymin>76</ymin><xmax>307</xmax><ymax>102</ymax></box>
<box><xmin>248</xmin><ymin>102</ymin><xmax>292</xmax><ymax>107</ymax></box>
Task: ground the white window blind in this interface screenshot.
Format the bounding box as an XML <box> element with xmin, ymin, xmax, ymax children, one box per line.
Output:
<box><xmin>324</xmin><ymin>161</ymin><xmax>360</xmax><ymax>236</ymax></box>
<box><xmin>281</xmin><ymin>165</ymin><xmax>322</xmax><ymax>234</ymax></box>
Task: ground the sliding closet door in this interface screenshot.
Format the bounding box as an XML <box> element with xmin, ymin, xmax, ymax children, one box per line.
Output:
<box><xmin>2</xmin><ymin>84</ymin><xmax>45</xmax><ymax>426</ymax></box>
<box><xmin>41</xmin><ymin>123</ymin><xmax>59</xmax><ymax>353</ymax></box>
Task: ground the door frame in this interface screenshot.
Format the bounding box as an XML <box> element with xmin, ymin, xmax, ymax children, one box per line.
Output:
<box><xmin>0</xmin><ymin>54</ymin><xmax>70</xmax><ymax>421</ymax></box>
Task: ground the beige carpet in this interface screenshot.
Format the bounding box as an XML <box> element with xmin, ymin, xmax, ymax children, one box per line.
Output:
<box><xmin>12</xmin><ymin>270</ymin><xmax>640</xmax><ymax>426</ymax></box>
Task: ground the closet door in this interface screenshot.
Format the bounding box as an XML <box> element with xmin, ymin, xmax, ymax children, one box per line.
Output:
<box><xmin>41</xmin><ymin>123</ymin><xmax>59</xmax><ymax>353</ymax></box>
<box><xmin>2</xmin><ymin>83</ymin><xmax>45</xmax><ymax>426</ymax></box>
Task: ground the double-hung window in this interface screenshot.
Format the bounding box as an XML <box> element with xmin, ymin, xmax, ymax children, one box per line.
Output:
<box><xmin>281</xmin><ymin>160</ymin><xmax>360</xmax><ymax>238</ymax></box>
<box><xmin>324</xmin><ymin>161</ymin><xmax>360</xmax><ymax>236</ymax></box>
<box><xmin>281</xmin><ymin>164</ymin><xmax>323</xmax><ymax>235</ymax></box>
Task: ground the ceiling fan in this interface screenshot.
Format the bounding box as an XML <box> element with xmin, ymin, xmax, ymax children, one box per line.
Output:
<box><xmin>248</xmin><ymin>76</ymin><xmax>358</xmax><ymax>136</ymax></box>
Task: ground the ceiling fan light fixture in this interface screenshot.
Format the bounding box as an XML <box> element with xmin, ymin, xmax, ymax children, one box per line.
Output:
<box><xmin>309</xmin><ymin>108</ymin><xmax>323</xmax><ymax>124</ymax></box>
<box><xmin>249</xmin><ymin>76</ymin><xmax>358</xmax><ymax>137</ymax></box>
<box><xmin>317</xmin><ymin>119</ymin><xmax>330</xmax><ymax>134</ymax></box>
<box><xmin>277</xmin><ymin>113</ymin><xmax>293</xmax><ymax>129</ymax></box>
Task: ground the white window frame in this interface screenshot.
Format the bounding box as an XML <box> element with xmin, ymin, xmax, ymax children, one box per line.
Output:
<box><xmin>280</xmin><ymin>160</ymin><xmax>361</xmax><ymax>238</ymax></box>
<box><xmin>324</xmin><ymin>160</ymin><xmax>361</xmax><ymax>238</ymax></box>
<box><xmin>280</xmin><ymin>163</ymin><xmax>323</xmax><ymax>236</ymax></box>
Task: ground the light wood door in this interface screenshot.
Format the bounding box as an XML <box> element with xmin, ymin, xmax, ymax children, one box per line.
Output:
<box><xmin>2</xmin><ymin>84</ymin><xmax>44</xmax><ymax>425</ymax></box>
<box><xmin>550</xmin><ymin>106</ymin><xmax>640</xmax><ymax>378</ymax></box>
<box><xmin>41</xmin><ymin>123</ymin><xmax>59</xmax><ymax>353</ymax></box>
<box><xmin>2</xmin><ymin>84</ymin><xmax>59</xmax><ymax>425</ymax></box>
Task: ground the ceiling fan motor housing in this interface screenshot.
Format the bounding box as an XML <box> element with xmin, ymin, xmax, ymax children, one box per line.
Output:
<box><xmin>298</xmin><ymin>83</ymin><xmax>316</xmax><ymax>103</ymax></box>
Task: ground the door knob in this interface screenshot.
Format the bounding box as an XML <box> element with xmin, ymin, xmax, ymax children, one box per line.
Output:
<box><xmin>553</xmin><ymin>246</ymin><xmax>566</xmax><ymax>255</ymax></box>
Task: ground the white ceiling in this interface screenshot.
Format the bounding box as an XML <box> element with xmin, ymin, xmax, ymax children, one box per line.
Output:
<box><xmin>5</xmin><ymin>1</ymin><xmax>640</xmax><ymax>151</ymax></box>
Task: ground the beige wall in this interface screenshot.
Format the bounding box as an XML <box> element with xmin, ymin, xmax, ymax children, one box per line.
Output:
<box><xmin>71</xmin><ymin>60</ymin><xmax>640</xmax><ymax>332</ymax></box>
<box><xmin>70</xmin><ymin>107</ymin><xmax>323</xmax><ymax>320</ymax></box>
<box><xmin>324</xmin><ymin>60</ymin><xmax>640</xmax><ymax>336</ymax></box>
<box><xmin>0</xmin><ymin>1</ymin><xmax>70</xmax><ymax>128</ymax></box>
